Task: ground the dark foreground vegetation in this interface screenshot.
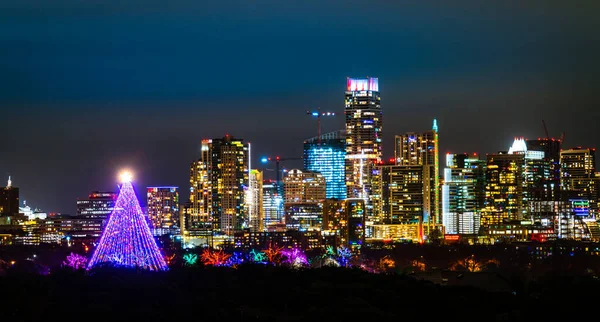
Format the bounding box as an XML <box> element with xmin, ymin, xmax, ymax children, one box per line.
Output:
<box><xmin>1</xmin><ymin>264</ymin><xmax>599</xmax><ymax>321</ymax></box>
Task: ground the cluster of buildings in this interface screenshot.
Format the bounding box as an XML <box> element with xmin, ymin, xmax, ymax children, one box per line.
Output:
<box><xmin>0</xmin><ymin>184</ymin><xmax>180</xmax><ymax>246</ymax></box>
<box><xmin>0</xmin><ymin>76</ymin><xmax>598</xmax><ymax>249</ymax></box>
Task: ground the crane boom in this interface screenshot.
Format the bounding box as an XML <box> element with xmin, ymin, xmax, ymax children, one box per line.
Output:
<box><xmin>306</xmin><ymin>107</ymin><xmax>336</xmax><ymax>142</ymax></box>
<box><xmin>542</xmin><ymin>119</ymin><xmax>550</xmax><ymax>140</ymax></box>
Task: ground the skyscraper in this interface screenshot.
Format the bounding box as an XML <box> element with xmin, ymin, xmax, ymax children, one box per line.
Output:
<box><xmin>189</xmin><ymin>135</ymin><xmax>248</xmax><ymax>236</ymax></box>
<box><xmin>146</xmin><ymin>186</ymin><xmax>180</xmax><ymax>236</ymax></box>
<box><xmin>560</xmin><ymin>148</ymin><xmax>598</xmax><ymax>217</ymax></box>
<box><xmin>262</xmin><ymin>180</ymin><xmax>283</xmax><ymax>230</ymax></box>
<box><xmin>303</xmin><ymin>130</ymin><xmax>347</xmax><ymax>200</ymax></box>
<box><xmin>344</xmin><ymin>77</ymin><xmax>382</xmax><ymax>208</ymax></box>
<box><xmin>0</xmin><ymin>176</ymin><xmax>19</xmax><ymax>216</ymax></box>
<box><xmin>442</xmin><ymin>154</ymin><xmax>486</xmax><ymax>234</ymax></box>
<box><xmin>526</xmin><ymin>138</ymin><xmax>562</xmax><ymax>200</ymax></box>
<box><xmin>482</xmin><ymin>140</ymin><xmax>527</xmax><ymax>226</ymax></box>
<box><xmin>247</xmin><ymin>170</ymin><xmax>264</xmax><ymax>232</ymax></box>
<box><xmin>283</xmin><ymin>169</ymin><xmax>326</xmax><ymax>231</ymax></box>
<box><xmin>374</xmin><ymin>165</ymin><xmax>425</xmax><ymax>225</ymax></box>
<box><xmin>394</xmin><ymin>120</ymin><xmax>440</xmax><ymax>226</ymax></box>
<box><xmin>75</xmin><ymin>191</ymin><xmax>118</xmax><ymax>241</ymax></box>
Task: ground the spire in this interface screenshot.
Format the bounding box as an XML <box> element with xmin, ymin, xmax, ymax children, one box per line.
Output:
<box><xmin>432</xmin><ymin>119</ymin><xmax>438</xmax><ymax>133</ymax></box>
<box><xmin>7</xmin><ymin>176</ymin><xmax>11</xmax><ymax>188</ymax></box>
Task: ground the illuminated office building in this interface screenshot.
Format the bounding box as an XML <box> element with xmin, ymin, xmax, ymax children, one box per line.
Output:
<box><xmin>374</xmin><ymin>164</ymin><xmax>425</xmax><ymax>225</ymax></box>
<box><xmin>442</xmin><ymin>154</ymin><xmax>486</xmax><ymax>234</ymax></box>
<box><xmin>482</xmin><ymin>139</ymin><xmax>528</xmax><ymax>226</ymax></box>
<box><xmin>527</xmin><ymin>138</ymin><xmax>562</xmax><ymax>200</ymax></box>
<box><xmin>0</xmin><ymin>176</ymin><xmax>19</xmax><ymax>216</ymax></box>
<box><xmin>283</xmin><ymin>169</ymin><xmax>326</xmax><ymax>231</ymax></box>
<box><xmin>263</xmin><ymin>180</ymin><xmax>283</xmax><ymax>230</ymax></box>
<box><xmin>283</xmin><ymin>170</ymin><xmax>326</xmax><ymax>204</ymax></box>
<box><xmin>394</xmin><ymin>120</ymin><xmax>439</xmax><ymax>226</ymax></box>
<box><xmin>76</xmin><ymin>191</ymin><xmax>118</xmax><ymax>240</ymax></box>
<box><xmin>344</xmin><ymin>77</ymin><xmax>382</xmax><ymax>213</ymax></box>
<box><xmin>346</xmin><ymin>198</ymin><xmax>366</xmax><ymax>248</ymax></box>
<box><xmin>247</xmin><ymin>170</ymin><xmax>264</xmax><ymax>232</ymax></box>
<box><xmin>303</xmin><ymin>131</ymin><xmax>346</xmax><ymax>200</ymax></box>
<box><xmin>189</xmin><ymin>135</ymin><xmax>248</xmax><ymax>236</ymax></box>
<box><xmin>560</xmin><ymin>148</ymin><xmax>598</xmax><ymax>217</ymax></box>
<box><xmin>146</xmin><ymin>187</ymin><xmax>180</xmax><ymax>236</ymax></box>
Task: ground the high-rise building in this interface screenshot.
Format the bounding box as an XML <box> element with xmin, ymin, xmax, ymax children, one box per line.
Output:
<box><xmin>482</xmin><ymin>140</ymin><xmax>528</xmax><ymax>226</ymax></box>
<box><xmin>283</xmin><ymin>169</ymin><xmax>326</xmax><ymax>231</ymax></box>
<box><xmin>344</xmin><ymin>77</ymin><xmax>382</xmax><ymax>212</ymax></box>
<box><xmin>394</xmin><ymin>120</ymin><xmax>440</xmax><ymax>226</ymax></box>
<box><xmin>262</xmin><ymin>180</ymin><xmax>283</xmax><ymax>230</ymax></box>
<box><xmin>146</xmin><ymin>186</ymin><xmax>180</xmax><ymax>236</ymax></box>
<box><xmin>374</xmin><ymin>164</ymin><xmax>425</xmax><ymax>225</ymax></box>
<box><xmin>442</xmin><ymin>153</ymin><xmax>486</xmax><ymax>234</ymax></box>
<box><xmin>189</xmin><ymin>135</ymin><xmax>248</xmax><ymax>236</ymax></box>
<box><xmin>75</xmin><ymin>191</ymin><xmax>118</xmax><ymax>241</ymax></box>
<box><xmin>0</xmin><ymin>176</ymin><xmax>19</xmax><ymax>216</ymax></box>
<box><xmin>247</xmin><ymin>170</ymin><xmax>264</xmax><ymax>232</ymax></box>
<box><xmin>188</xmin><ymin>139</ymin><xmax>213</xmax><ymax>233</ymax></box>
<box><xmin>283</xmin><ymin>169</ymin><xmax>327</xmax><ymax>204</ymax></box>
<box><xmin>346</xmin><ymin>198</ymin><xmax>366</xmax><ymax>249</ymax></box>
<box><xmin>560</xmin><ymin>148</ymin><xmax>598</xmax><ymax>217</ymax></box>
<box><xmin>303</xmin><ymin>130</ymin><xmax>347</xmax><ymax>200</ymax></box>
<box><xmin>527</xmin><ymin>138</ymin><xmax>562</xmax><ymax>200</ymax></box>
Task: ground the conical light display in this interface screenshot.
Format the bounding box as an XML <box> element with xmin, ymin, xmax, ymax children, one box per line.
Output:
<box><xmin>87</xmin><ymin>176</ymin><xmax>168</xmax><ymax>271</ymax></box>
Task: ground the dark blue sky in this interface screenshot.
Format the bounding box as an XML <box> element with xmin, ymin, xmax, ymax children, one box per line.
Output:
<box><xmin>1</xmin><ymin>0</ymin><xmax>599</xmax><ymax>213</ymax></box>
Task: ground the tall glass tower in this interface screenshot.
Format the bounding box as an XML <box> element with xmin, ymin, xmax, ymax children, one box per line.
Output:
<box><xmin>304</xmin><ymin>131</ymin><xmax>346</xmax><ymax>200</ymax></box>
<box><xmin>344</xmin><ymin>77</ymin><xmax>382</xmax><ymax>217</ymax></box>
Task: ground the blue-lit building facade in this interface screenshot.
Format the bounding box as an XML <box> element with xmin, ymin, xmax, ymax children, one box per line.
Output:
<box><xmin>303</xmin><ymin>130</ymin><xmax>347</xmax><ymax>200</ymax></box>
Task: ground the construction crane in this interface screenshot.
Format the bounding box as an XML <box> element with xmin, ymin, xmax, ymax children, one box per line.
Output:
<box><xmin>260</xmin><ymin>156</ymin><xmax>303</xmax><ymax>190</ymax></box>
<box><xmin>306</xmin><ymin>107</ymin><xmax>336</xmax><ymax>142</ymax></box>
<box><xmin>542</xmin><ymin>119</ymin><xmax>550</xmax><ymax>140</ymax></box>
<box><xmin>543</xmin><ymin>119</ymin><xmax>566</xmax><ymax>145</ymax></box>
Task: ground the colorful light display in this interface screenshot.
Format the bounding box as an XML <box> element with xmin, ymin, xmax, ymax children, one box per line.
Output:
<box><xmin>64</xmin><ymin>252</ymin><xmax>88</xmax><ymax>270</ymax></box>
<box><xmin>250</xmin><ymin>249</ymin><xmax>267</xmax><ymax>263</ymax></box>
<box><xmin>183</xmin><ymin>253</ymin><xmax>198</xmax><ymax>266</ymax></box>
<box><xmin>200</xmin><ymin>249</ymin><xmax>231</xmax><ymax>266</ymax></box>
<box><xmin>282</xmin><ymin>247</ymin><xmax>308</xmax><ymax>267</ymax></box>
<box><xmin>87</xmin><ymin>179</ymin><xmax>168</xmax><ymax>271</ymax></box>
<box><xmin>337</xmin><ymin>246</ymin><xmax>352</xmax><ymax>267</ymax></box>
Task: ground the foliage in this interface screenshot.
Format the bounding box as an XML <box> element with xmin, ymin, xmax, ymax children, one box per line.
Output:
<box><xmin>200</xmin><ymin>249</ymin><xmax>231</xmax><ymax>266</ymax></box>
<box><xmin>263</xmin><ymin>243</ymin><xmax>284</xmax><ymax>265</ymax></box>
<box><xmin>250</xmin><ymin>249</ymin><xmax>267</xmax><ymax>263</ymax></box>
<box><xmin>183</xmin><ymin>253</ymin><xmax>198</xmax><ymax>266</ymax></box>
<box><xmin>63</xmin><ymin>252</ymin><xmax>88</xmax><ymax>270</ymax></box>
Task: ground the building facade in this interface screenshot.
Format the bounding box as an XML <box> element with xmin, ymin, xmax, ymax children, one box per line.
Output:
<box><xmin>263</xmin><ymin>180</ymin><xmax>283</xmax><ymax>230</ymax></box>
<box><xmin>303</xmin><ymin>131</ymin><xmax>347</xmax><ymax>200</ymax></box>
<box><xmin>560</xmin><ymin>148</ymin><xmax>598</xmax><ymax>217</ymax></box>
<box><xmin>189</xmin><ymin>135</ymin><xmax>248</xmax><ymax>236</ymax></box>
<box><xmin>247</xmin><ymin>170</ymin><xmax>264</xmax><ymax>232</ymax></box>
<box><xmin>76</xmin><ymin>191</ymin><xmax>118</xmax><ymax>241</ymax></box>
<box><xmin>344</xmin><ymin>77</ymin><xmax>382</xmax><ymax>214</ymax></box>
<box><xmin>0</xmin><ymin>177</ymin><xmax>19</xmax><ymax>216</ymax></box>
<box><xmin>442</xmin><ymin>153</ymin><xmax>486</xmax><ymax>234</ymax></box>
<box><xmin>146</xmin><ymin>186</ymin><xmax>180</xmax><ymax>236</ymax></box>
<box><xmin>283</xmin><ymin>169</ymin><xmax>326</xmax><ymax>231</ymax></box>
<box><xmin>394</xmin><ymin>120</ymin><xmax>440</xmax><ymax>227</ymax></box>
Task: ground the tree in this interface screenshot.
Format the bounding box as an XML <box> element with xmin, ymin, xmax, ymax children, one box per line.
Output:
<box><xmin>87</xmin><ymin>180</ymin><xmax>168</xmax><ymax>271</ymax></box>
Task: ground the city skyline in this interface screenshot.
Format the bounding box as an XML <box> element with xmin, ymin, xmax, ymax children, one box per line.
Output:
<box><xmin>2</xmin><ymin>0</ymin><xmax>599</xmax><ymax>213</ymax></box>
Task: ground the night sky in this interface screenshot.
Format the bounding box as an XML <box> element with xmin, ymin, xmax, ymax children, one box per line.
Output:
<box><xmin>1</xmin><ymin>0</ymin><xmax>599</xmax><ymax>213</ymax></box>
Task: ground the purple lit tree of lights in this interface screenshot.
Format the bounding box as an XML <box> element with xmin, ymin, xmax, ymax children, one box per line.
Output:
<box><xmin>282</xmin><ymin>247</ymin><xmax>308</xmax><ymax>267</ymax></box>
<box><xmin>64</xmin><ymin>252</ymin><xmax>88</xmax><ymax>270</ymax></box>
<box><xmin>87</xmin><ymin>174</ymin><xmax>168</xmax><ymax>271</ymax></box>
